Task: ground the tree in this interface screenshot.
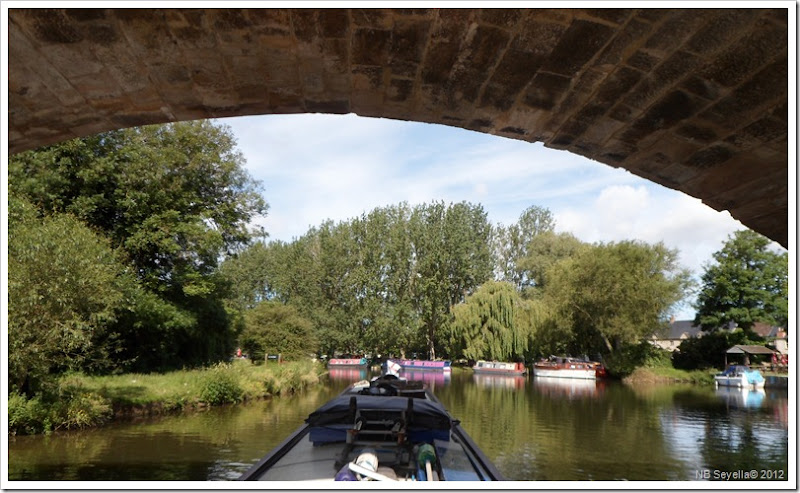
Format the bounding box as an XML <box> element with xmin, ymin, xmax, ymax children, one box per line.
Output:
<box><xmin>694</xmin><ymin>230</ymin><xmax>788</xmax><ymax>333</ymax></box>
<box><xmin>9</xmin><ymin>121</ymin><xmax>268</xmax><ymax>370</ymax></box>
<box><xmin>8</xmin><ymin>194</ymin><xmax>131</xmax><ymax>395</ymax></box>
<box><xmin>241</xmin><ymin>301</ymin><xmax>317</xmax><ymax>361</ymax></box>
<box><xmin>449</xmin><ymin>281</ymin><xmax>532</xmax><ymax>361</ymax></box>
<box><xmin>9</xmin><ymin>121</ymin><xmax>268</xmax><ymax>294</ymax></box>
<box><xmin>516</xmin><ymin>231</ymin><xmax>586</xmax><ymax>299</ymax></box>
<box><xmin>493</xmin><ymin>205</ymin><xmax>555</xmax><ymax>290</ymax></box>
<box><xmin>410</xmin><ymin>202</ymin><xmax>493</xmax><ymax>359</ymax></box>
<box><xmin>546</xmin><ymin>240</ymin><xmax>692</xmax><ymax>357</ymax></box>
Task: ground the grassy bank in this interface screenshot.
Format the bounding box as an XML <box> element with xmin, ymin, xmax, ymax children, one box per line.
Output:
<box><xmin>623</xmin><ymin>366</ymin><xmax>715</xmax><ymax>385</ymax></box>
<box><xmin>8</xmin><ymin>359</ymin><xmax>324</xmax><ymax>436</ymax></box>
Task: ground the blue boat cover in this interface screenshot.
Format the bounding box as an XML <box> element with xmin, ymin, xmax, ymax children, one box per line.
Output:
<box><xmin>305</xmin><ymin>394</ymin><xmax>452</xmax><ymax>430</ymax></box>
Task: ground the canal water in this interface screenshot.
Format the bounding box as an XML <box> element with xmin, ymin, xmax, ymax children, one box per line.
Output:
<box><xmin>7</xmin><ymin>369</ymin><xmax>790</xmax><ymax>482</ymax></box>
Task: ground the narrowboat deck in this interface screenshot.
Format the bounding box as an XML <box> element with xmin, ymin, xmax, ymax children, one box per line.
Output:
<box><xmin>240</xmin><ymin>376</ymin><xmax>503</xmax><ymax>482</ymax></box>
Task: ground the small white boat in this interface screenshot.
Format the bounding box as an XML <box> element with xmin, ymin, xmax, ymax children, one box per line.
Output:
<box><xmin>714</xmin><ymin>365</ymin><xmax>765</xmax><ymax>389</ymax></box>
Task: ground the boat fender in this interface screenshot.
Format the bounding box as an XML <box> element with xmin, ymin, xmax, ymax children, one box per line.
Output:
<box><xmin>354</xmin><ymin>449</ymin><xmax>378</xmax><ymax>480</ymax></box>
<box><xmin>348</xmin><ymin>462</ymin><xmax>396</xmax><ymax>481</ymax></box>
<box><xmin>418</xmin><ymin>443</ymin><xmax>437</xmax><ymax>482</ymax></box>
<box><xmin>334</xmin><ymin>464</ymin><xmax>357</xmax><ymax>481</ymax></box>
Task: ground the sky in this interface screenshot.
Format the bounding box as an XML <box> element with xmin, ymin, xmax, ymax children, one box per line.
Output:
<box><xmin>218</xmin><ymin>112</ymin><xmax>783</xmax><ymax>321</ymax></box>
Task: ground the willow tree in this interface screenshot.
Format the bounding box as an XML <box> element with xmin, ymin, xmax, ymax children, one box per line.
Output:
<box><xmin>546</xmin><ymin>240</ymin><xmax>692</xmax><ymax>357</ymax></box>
<box><xmin>449</xmin><ymin>281</ymin><xmax>532</xmax><ymax>361</ymax></box>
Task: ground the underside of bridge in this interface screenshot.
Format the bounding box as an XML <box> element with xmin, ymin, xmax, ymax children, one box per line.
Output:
<box><xmin>7</xmin><ymin>8</ymin><xmax>790</xmax><ymax>247</ymax></box>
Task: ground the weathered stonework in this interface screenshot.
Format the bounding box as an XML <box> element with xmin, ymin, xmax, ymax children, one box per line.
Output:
<box><xmin>8</xmin><ymin>8</ymin><xmax>789</xmax><ymax>247</ymax></box>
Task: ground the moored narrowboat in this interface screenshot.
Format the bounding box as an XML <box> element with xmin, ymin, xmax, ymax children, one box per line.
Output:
<box><xmin>390</xmin><ymin>358</ymin><xmax>451</xmax><ymax>372</ymax></box>
<box><xmin>327</xmin><ymin>357</ymin><xmax>369</xmax><ymax>369</ymax></box>
<box><xmin>472</xmin><ymin>360</ymin><xmax>527</xmax><ymax>375</ymax></box>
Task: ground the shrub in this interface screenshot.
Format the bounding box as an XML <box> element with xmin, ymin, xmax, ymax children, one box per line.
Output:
<box><xmin>199</xmin><ymin>365</ymin><xmax>243</xmax><ymax>405</ymax></box>
<box><xmin>8</xmin><ymin>392</ymin><xmax>50</xmax><ymax>435</ymax></box>
<box><xmin>605</xmin><ymin>341</ymin><xmax>673</xmax><ymax>378</ymax></box>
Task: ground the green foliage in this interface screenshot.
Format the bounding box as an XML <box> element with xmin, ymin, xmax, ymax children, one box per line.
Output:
<box><xmin>241</xmin><ymin>301</ymin><xmax>317</xmax><ymax>361</ymax></box>
<box><xmin>694</xmin><ymin>230</ymin><xmax>788</xmax><ymax>333</ymax></box>
<box><xmin>493</xmin><ymin>206</ymin><xmax>556</xmax><ymax>291</ymax></box>
<box><xmin>516</xmin><ymin>231</ymin><xmax>586</xmax><ymax>299</ymax></box>
<box><xmin>8</xmin><ymin>392</ymin><xmax>51</xmax><ymax>435</ymax></box>
<box><xmin>9</xmin><ymin>121</ymin><xmax>268</xmax><ymax>291</ymax></box>
<box><xmin>199</xmin><ymin>364</ymin><xmax>244</xmax><ymax>405</ymax></box>
<box><xmin>449</xmin><ymin>281</ymin><xmax>531</xmax><ymax>361</ymax></box>
<box><xmin>672</xmin><ymin>330</ymin><xmax>756</xmax><ymax>371</ymax></box>
<box><xmin>8</xmin><ymin>361</ymin><xmax>323</xmax><ymax>435</ymax></box>
<box><xmin>8</xmin><ymin>377</ymin><xmax>114</xmax><ymax>436</ymax></box>
<box><xmin>410</xmin><ymin>201</ymin><xmax>494</xmax><ymax>359</ymax></box>
<box><xmin>8</xmin><ymin>193</ymin><xmax>130</xmax><ymax>395</ymax></box>
<box><xmin>9</xmin><ymin>121</ymin><xmax>266</xmax><ymax>374</ymax></box>
<box><xmin>545</xmin><ymin>240</ymin><xmax>693</xmax><ymax>358</ymax></box>
<box><xmin>229</xmin><ymin>201</ymin><xmax>493</xmax><ymax>360</ymax></box>
<box><xmin>603</xmin><ymin>341</ymin><xmax>673</xmax><ymax>378</ymax></box>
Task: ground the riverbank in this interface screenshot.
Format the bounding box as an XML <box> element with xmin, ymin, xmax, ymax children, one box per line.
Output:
<box><xmin>8</xmin><ymin>359</ymin><xmax>324</xmax><ymax>436</ymax></box>
<box><xmin>622</xmin><ymin>366</ymin><xmax>715</xmax><ymax>385</ymax></box>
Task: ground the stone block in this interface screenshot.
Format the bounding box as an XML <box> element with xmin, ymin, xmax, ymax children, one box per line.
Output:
<box><xmin>479</xmin><ymin>50</ymin><xmax>544</xmax><ymax>111</ymax></box>
<box><xmin>479</xmin><ymin>9</ymin><xmax>524</xmax><ymax>28</ymax></box>
<box><xmin>542</xmin><ymin>19</ymin><xmax>615</xmax><ymax>77</ymax></box>
<box><xmin>685</xmin><ymin>144</ymin><xmax>735</xmax><ymax>169</ymax></box>
<box><xmin>674</xmin><ymin>123</ymin><xmax>718</xmax><ymax>145</ymax></box>
<box><xmin>319</xmin><ymin>10</ymin><xmax>349</xmax><ymax>38</ymax></box>
<box><xmin>644</xmin><ymin>10</ymin><xmax>710</xmax><ymax>54</ymax></box>
<box><xmin>387</xmin><ymin>78</ymin><xmax>414</xmax><ymax>103</ymax></box>
<box><xmin>701</xmin><ymin>20</ymin><xmax>787</xmax><ymax>87</ymax></box>
<box><xmin>305</xmin><ymin>99</ymin><xmax>350</xmax><ymax>114</ymax></box>
<box><xmin>680</xmin><ymin>75</ymin><xmax>720</xmax><ymax>101</ymax></box>
<box><xmin>583</xmin><ymin>9</ymin><xmax>634</xmax><ymax>25</ymax></box>
<box><xmin>700</xmin><ymin>58</ymin><xmax>788</xmax><ymax>127</ymax></box>
<box><xmin>389</xmin><ymin>19</ymin><xmax>432</xmax><ymax>64</ymax></box>
<box><xmin>627</xmin><ymin>50</ymin><xmax>659</xmax><ymax>72</ymax></box>
<box><xmin>684</xmin><ymin>10</ymin><xmax>757</xmax><ymax>55</ymax></box>
<box><xmin>291</xmin><ymin>10</ymin><xmax>318</xmax><ymax>42</ymax></box>
<box><xmin>523</xmin><ymin>72</ymin><xmax>571</xmax><ymax>110</ymax></box>
<box><xmin>351</xmin><ymin>9</ymin><xmax>392</xmax><ymax>29</ymax></box>
<box><xmin>352</xmin><ymin>28</ymin><xmax>390</xmax><ymax>66</ymax></box>
<box><xmin>596</xmin><ymin>18</ymin><xmax>652</xmax><ymax>67</ymax></box>
<box><xmin>421</xmin><ymin>40</ymin><xmax>460</xmax><ymax>85</ymax></box>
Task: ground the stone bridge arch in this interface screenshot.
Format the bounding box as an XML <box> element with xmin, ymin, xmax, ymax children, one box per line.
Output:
<box><xmin>7</xmin><ymin>8</ymin><xmax>790</xmax><ymax>247</ymax></box>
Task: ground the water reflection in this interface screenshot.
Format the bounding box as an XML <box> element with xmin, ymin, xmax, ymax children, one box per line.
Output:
<box><xmin>715</xmin><ymin>386</ymin><xmax>766</xmax><ymax>409</ymax></box>
<box><xmin>399</xmin><ymin>369</ymin><xmax>450</xmax><ymax>392</ymax></box>
<box><xmin>7</xmin><ymin>370</ymin><xmax>789</xmax><ymax>482</ymax></box>
<box><xmin>327</xmin><ymin>367</ymin><xmax>368</xmax><ymax>383</ymax></box>
<box><xmin>472</xmin><ymin>373</ymin><xmax>526</xmax><ymax>390</ymax></box>
<box><xmin>531</xmin><ymin>376</ymin><xmax>604</xmax><ymax>400</ymax></box>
